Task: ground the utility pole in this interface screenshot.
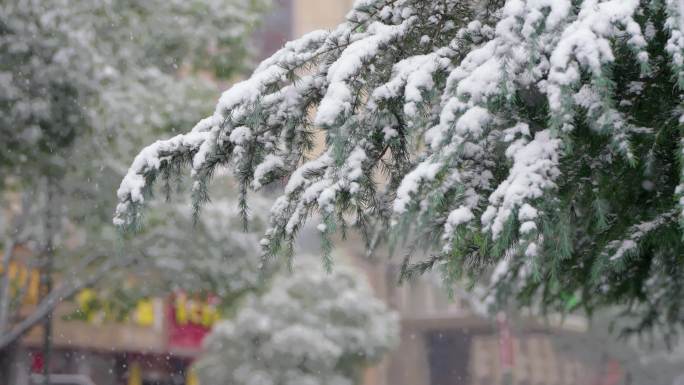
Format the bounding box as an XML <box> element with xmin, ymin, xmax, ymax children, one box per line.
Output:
<box><xmin>41</xmin><ymin>177</ymin><xmax>56</xmax><ymax>385</ymax></box>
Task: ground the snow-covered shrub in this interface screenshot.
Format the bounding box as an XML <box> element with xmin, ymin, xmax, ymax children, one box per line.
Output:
<box><xmin>195</xmin><ymin>259</ymin><xmax>399</xmax><ymax>385</ymax></box>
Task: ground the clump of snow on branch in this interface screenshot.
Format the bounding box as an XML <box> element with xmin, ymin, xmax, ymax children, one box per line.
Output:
<box><xmin>393</xmin><ymin>161</ymin><xmax>442</xmax><ymax>214</ymax></box>
<box><xmin>604</xmin><ymin>210</ymin><xmax>678</xmax><ymax>262</ymax></box>
<box><xmin>482</xmin><ymin>130</ymin><xmax>560</xmax><ymax>242</ymax></box>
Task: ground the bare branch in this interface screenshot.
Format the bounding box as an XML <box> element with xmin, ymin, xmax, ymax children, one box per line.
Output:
<box><xmin>0</xmin><ymin>253</ymin><xmax>137</xmax><ymax>350</ymax></box>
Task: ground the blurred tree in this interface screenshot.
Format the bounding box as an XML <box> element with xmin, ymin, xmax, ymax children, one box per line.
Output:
<box><xmin>114</xmin><ymin>0</ymin><xmax>684</xmax><ymax>338</ymax></box>
<box><xmin>196</xmin><ymin>258</ymin><xmax>399</xmax><ymax>385</ymax></box>
<box><xmin>70</xmin><ymin>193</ymin><xmax>276</xmax><ymax>325</ymax></box>
<box><xmin>0</xmin><ymin>0</ymin><xmax>268</xmax><ymax>370</ymax></box>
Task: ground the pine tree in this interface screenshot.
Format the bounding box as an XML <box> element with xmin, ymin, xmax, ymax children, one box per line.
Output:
<box><xmin>195</xmin><ymin>258</ymin><xmax>398</xmax><ymax>385</ymax></box>
<box><xmin>115</xmin><ymin>0</ymin><xmax>684</xmax><ymax>334</ymax></box>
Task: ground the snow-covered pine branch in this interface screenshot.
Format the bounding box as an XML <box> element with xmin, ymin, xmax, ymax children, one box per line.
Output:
<box><xmin>116</xmin><ymin>0</ymin><xmax>684</xmax><ymax>332</ymax></box>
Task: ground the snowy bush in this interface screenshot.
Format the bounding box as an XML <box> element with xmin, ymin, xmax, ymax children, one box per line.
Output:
<box><xmin>115</xmin><ymin>0</ymin><xmax>684</xmax><ymax>334</ymax></box>
<box><xmin>195</xmin><ymin>258</ymin><xmax>399</xmax><ymax>385</ymax></box>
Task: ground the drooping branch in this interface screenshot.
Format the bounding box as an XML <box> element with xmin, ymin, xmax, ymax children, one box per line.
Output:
<box><xmin>115</xmin><ymin>0</ymin><xmax>684</xmax><ymax>333</ymax></box>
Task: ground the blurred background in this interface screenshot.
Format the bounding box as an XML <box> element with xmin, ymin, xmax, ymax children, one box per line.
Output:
<box><xmin>2</xmin><ymin>1</ymin><xmax>684</xmax><ymax>385</ymax></box>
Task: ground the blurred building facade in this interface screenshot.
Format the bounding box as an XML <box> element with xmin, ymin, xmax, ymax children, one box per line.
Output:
<box><xmin>15</xmin><ymin>292</ymin><xmax>215</xmax><ymax>385</ymax></box>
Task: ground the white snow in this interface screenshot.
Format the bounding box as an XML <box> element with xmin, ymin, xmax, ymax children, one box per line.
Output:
<box><xmin>316</xmin><ymin>20</ymin><xmax>413</xmax><ymax>126</ymax></box>
<box><xmin>443</xmin><ymin>206</ymin><xmax>474</xmax><ymax>236</ymax></box>
<box><xmin>393</xmin><ymin>161</ymin><xmax>442</xmax><ymax>214</ymax></box>
<box><xmin>370</xmin><ymin>53</ymin><xmax>449</xmax><ymax>117</ymax></box>
<box><xmin>483</xmin><ymin>130</ymin><xmax>561</xmax><ymax>239</ymax></box>
<box><xmin>518</xmin><ymin>204</ymin><xmax>538</xmax><ymax>222</ymax></box>
<box><xmin>547</xmin><ymin>0</ymin><xmax>645</xmax><ymax>111</ymax></box>
<box><xmin>524</xmin><ymin>242</ymin><xmax>538</xmax><ymax>257</ymax></box>
<box><xmin>229</xmin><ymin>126</ymin><xmax>252</xmax><ymax>145</ymax></box>
<box><xmin>252</xmin><ymin>155</ymin><xmax>285</xmax><ymax>190</ymax></box>
<box><xmin>317</xmin><ymin>146</ymin><xmax>368</xmax><ymax>212</ymax></box>
<box><xmin>284</xmin><ymin>152</ymin><xmax>333</xmax><ymax>195</ymax></box>
<box><xmin>455</xmin><ymin>106</ymin><xmax>491</xmax><ymax>137</ymax></box>
<box><xmin>519</xmin><ymin>221</ymin><xmax>537</xmax><ymax>235</ymax></box>
<box><xmin>609</xmin><ymin>240</ymin><xmax>637</xmax><ymax>261</ymax></box>
<box><xmin>115</xmin><ymin>130</ymin><xmax>210</xmax><ymax>210</ymax></box>
<box><xmin>606</xmin><ymin>210</ymin><xmax>677</xmax><ymax>261</ymax></box>
<box><xmin>449</xmin><ymin>41</ymin><xmax>502</xmax><ymax>104</ymax></box>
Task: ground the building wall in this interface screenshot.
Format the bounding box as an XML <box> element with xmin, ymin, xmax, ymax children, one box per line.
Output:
<box><xmin>292</xmin><ymin>0</ymin><xmax>354</xmax><ymax>37</ymax></box>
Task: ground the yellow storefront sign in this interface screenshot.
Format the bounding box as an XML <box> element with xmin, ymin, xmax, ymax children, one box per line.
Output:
<box><xmin>0</xmin><ymin>261</ymin><xmax>41</xmax><ymax>305</ymax></box>
<box><xmin>134</xmin><ymin>299</ymin><xmax>155</xmax><ymax>327</ymax></box>
<box><xmin>173</xmin><ymin>292</ymin><xmax>220</xmax><ymax>328</ymax></box>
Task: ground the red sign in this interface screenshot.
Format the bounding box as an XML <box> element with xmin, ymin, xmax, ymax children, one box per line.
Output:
<box><xmin>167</xmin><ymin>292</ymin><xmax>219</xmax><ymax>350</ymax></box>
<box><xmin>30</xmin><ymin>351</ymin><xmax>44</xmax><ymax>373</ymax></box>
<box><xmin>593</xmin><ymin>359</ymin><xmax>623</xmax><ymax>385</ymax></box>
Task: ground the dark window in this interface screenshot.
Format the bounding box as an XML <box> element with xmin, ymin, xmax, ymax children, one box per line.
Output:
<box><xmin>426</xmin><ymin>330</ymin><xmax>472</xmax><ymax>385</ymax></box>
